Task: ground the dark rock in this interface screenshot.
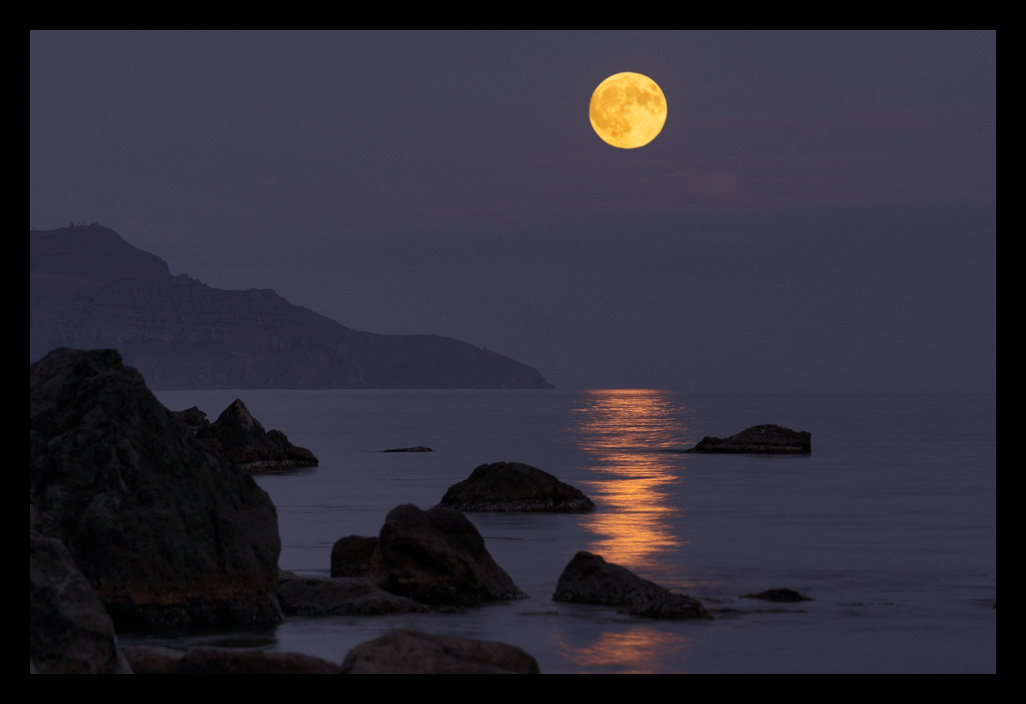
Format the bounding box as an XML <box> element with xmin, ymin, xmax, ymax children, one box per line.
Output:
<box><xmin>194</xmin><ymin>398</ymin><xmax>318</xmax><ymax>471</ymax></box>
<box><xmin>621</xmin><ymin>592</ymin><xmax>711</xmax><ymax>620</ymax></box>
<box><xmin>740</xmin><ymin>588</ymin><xmax>813</xmax><ymax>602</ymax></box>
<box><xmin>30</xmin><ymin>531</ymin><xmax>133</xmax><ymax>674</ymax></box>
<box><xmin>29</xmin><ymin>348</ymin><xmax>283</xmax><ymax>631</ymax></box>
<box><xmin>439</xmin><ymin>461</ymin><xmax>595</xmax><ymax>512</ymax></box>
<box><xmin>123</xmin><ymin>646</ymin><xmax>342</xmax><ymax>674</ymax></box>
<box><xmin>683</xmin><ymin>424</ymin><xmax>811</xmax><ymax>454</ymax></box>
<box><xmin>340</xmin><ymin>629</ymin><xmax>539</xmax><ymax>674</ymax></box>
<box><xmin>173</xmin><ymin>406</ymin><xmax>209</xmax><ymax>432</ymax></box>
<box><xmin>370</xmin><ymin>504</ymin><xmax>528</xmax><ymax>606</ymax></box>
<box><xmin>330</xmin><ymin>535</ymin><xmax>380</xmax><ymax>578</ymax></box>
<box><xmin>381</xmin><ymin>446</ymin><xmax>432</xmax><ymax>452</ymax></box>
<box><xmin>553</xmin><ymin>551</ymin><xmax>709</xmax><ymax>620</ymax></box>
<box><xmin>276</xmin><ymin>574</ymin><xmax>428</xmax><ymax>616</ymax></box>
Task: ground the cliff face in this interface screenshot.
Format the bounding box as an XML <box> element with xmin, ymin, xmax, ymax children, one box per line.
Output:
<box><xmin>29</xmin><ymin>226</ymin><xmax>554</xmax><ymax>389</ymax></box>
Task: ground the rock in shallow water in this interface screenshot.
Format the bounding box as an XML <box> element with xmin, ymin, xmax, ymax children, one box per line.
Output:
<box><xmin>553</xmin><ymin>551</ymin><xmax>709</xmax><ymax>620</ymax></box>
<box><xmin>740</xmin><ymin>588</ymin><xmax>813</xmax><ymax>602</ymax></box>
<box><xmin>682</xmin><ymin>424</ymin><xmax>811</xmax><ymax>454</ymax></box>
<box><xmin>439</xmin><ymin>461</ymin><xmax>595</xmax><ymax>512</ymax></box>
<box><xmin>193</xmin><ymin>398</ymin><xmax>319</xmax><ymax>471</ymax></box>
<box><xmin>330</xmin><ymin>504</ymin><xmax>528</xmax><ymax>607</ymax></box>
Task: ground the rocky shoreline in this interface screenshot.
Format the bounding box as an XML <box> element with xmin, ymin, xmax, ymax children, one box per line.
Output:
<box><xmin>30</xmin><ymin>348</ymin><xmax>806</xmax><ymax>674</ymax></box>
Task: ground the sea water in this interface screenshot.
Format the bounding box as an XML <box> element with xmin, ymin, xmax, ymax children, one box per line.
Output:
<box><xmin>139</xmin><ymin>389</ymin><xmax>996</xmax><ymax>674</ymax></box>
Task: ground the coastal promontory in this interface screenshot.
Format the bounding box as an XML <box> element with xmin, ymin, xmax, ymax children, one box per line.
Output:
<box><xmin>29</xmin><ymin>225</ymin><xmax>554</xmax><ymax>390</ymax></box>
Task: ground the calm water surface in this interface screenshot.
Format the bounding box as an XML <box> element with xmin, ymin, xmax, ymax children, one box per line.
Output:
<box><xmin>140</xmin><ymin>389</ymin><xmax>996</xmax><ymax>673</ymax></box>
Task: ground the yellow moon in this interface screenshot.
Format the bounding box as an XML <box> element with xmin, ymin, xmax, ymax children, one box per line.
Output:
<box><xmin>589</xmin><ymin>72</ymin><xmax>667</xmax><ymax>149</ymax></box>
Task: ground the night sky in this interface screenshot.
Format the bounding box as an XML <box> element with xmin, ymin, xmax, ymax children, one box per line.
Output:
<box><xmin>29</xmin><ymin>30</ymin><xmax>996</xmax><ymax>391</ymax></box>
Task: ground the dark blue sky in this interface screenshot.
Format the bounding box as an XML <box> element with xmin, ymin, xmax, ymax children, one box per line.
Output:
<box><xmin>29</xmin><ymin>30</ymin><xmax>996</xmax><ymax>390</ymax></box>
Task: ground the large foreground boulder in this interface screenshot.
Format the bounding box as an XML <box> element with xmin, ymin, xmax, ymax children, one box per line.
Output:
<box><xmin>340</xmin><ymin>629</ymin><xmax>539</xmax><ymax>674</ymax></box>
<box><xmin>333</xmin><ymin>504</ymin><xmax>528</xmax><ymax>607</ymax></box>
<box><xmin>683</xmin><ymin>424</ymin><xmax>811</xmax><ymax>454</ymax></box>
<box><xmin>30</xmin><ymin>531</ymin><xmax>132</xmax><ymax>674</ymax></box>
<box><xmin>192</xmin><ymin>398</ymin><xmax>318</xmax><ymax>471</ymax></box>
<box><xmin>438</xmin><ymin>461</ymin><xmax>595</xmax><ymax>512</ymax></box>
<box><xmin>553</xmin><ymin>551</ymin><xmax>709</xmax><ymax>620</ymax></box>
<box><xmin>29</xmin><ymin>348</ymin><xmax>283</xmax><ymax>631</ymax></box>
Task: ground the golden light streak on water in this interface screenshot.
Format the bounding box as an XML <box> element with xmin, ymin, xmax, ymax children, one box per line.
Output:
<box><xmin>571</xmin><ymin>389</ymin><xmax>691</xmax><ymax>571</ymax></box>
<box><xmin>554</xmin><ymin>626</ymin><xmax>690</xmax><ymax>673</ymax></box>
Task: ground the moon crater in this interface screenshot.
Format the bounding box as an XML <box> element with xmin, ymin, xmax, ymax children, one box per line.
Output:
<box><xmin>589</xmin><ymin>72</ymin><xmax>667</xmax><ymax>149</ymax></box>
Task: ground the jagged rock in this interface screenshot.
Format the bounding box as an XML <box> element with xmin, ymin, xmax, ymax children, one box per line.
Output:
<box><xmin>172</xmin><ymin>406</ymin><xmax>209</xmax><ymax>431</ymax></box>
<box><xmin>29</xmin><ymin>348</ymin><xmax>283</xmax><ymax>631</ymax></box>
<box><xmin>276</xmin><ymin>574</ymin><xmax>428</xmax><ymax>616</ymax></box>
<box><xmin>122</xmin><ymin>646</ymin><xmax>342</xmax><ymax>674</ymax></box>
<box><xmin>740</xmin><ymin>588</ymin><xmax>813</xmax><ymax>602</ymax></box>
<box><xmin>340</xmin><ymin>629</ymin><xmax>540</xmax><ymax>674</ymax></box>
<box><xmin>29</xmin><ymin>531</ymin><xmax>133</xmax><ymax>674</ymax></box>
<box><xmin>330</xmin><ymin>535</ymin><xmax>380</xmax><ymax>578</ymax></box>
<box><xmin>381</xmin><ymin>446</ymin><xmax>433</xmax><ymax>452</ymax></box>
<box><xmin>682</xmin><ymin>424</ymin><xmax>811</xmax><ymax>454</ymax></box>
<box><xmin>194</xmin><ymin>398</ymin><xmax>318</xmax><ymax>471</ymax></box>
<box><xmin>438</xmin><ymin>461</ymin><xmax>595</xmax><ymax>512</ymax></box>
<box><xmin>553</xmin><ymin>551</ymin><xmax>709</xmax><ymax>620</ymax></box>
<box><xmin>364</xmin><ymin>504</ymin><xmax>528</xmax><ymax>606</ymax></box>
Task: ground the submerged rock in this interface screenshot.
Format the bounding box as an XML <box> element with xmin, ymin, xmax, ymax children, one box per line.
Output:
<box><xmin>553</xmin><ymin>551</ymin><xmax>709</xmax><ymax>620</ymax></box>
<box><xmin>194</xmin><ymin>398</ymin><xmax>318</xmax><ymax>471</ymax></box>
<box><xmin>682</xmin><ymin>424</ymin><xmax>811</xmax><ymax>454</ymax></box>
<box><xmin>30</xmin><ymin>348</ymin><xmax>283</xmax><ymax>631</ymax></box>
<box><xmin>439</xmin><ymin>461</ymin><xmax>595</xmax><ymax>512</ymax></box>
<box><xmin>340</xmin><ymin>629</ymin><xmax>540</xmax><ymax>674</ymax></box>
<box><xmin>381</xmin><ymin>446</ymin><xmax>432</xmax><ymax>452</ymax></box>
<box><xmin>740</xmin><ymin>588</ymin><xmax>813</xmax><ymax>602</ymax></box>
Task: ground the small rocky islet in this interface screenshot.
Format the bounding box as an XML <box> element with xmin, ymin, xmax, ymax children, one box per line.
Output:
<box><xmin>677</xmin><ymin>423</ymin><xmax>811</xmax><ymax>454</ymax></box>
<box><xmin>173</xmin><ymin>399</ymin><xmax>319</xmax><ymax>472</ymax></box>
<box><xmin>30</xmin><ymin>347</ymin><xmax>810</xmax><ymax>674</ymax></box>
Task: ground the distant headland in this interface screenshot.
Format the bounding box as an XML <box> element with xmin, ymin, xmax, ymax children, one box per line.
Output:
<box><xmin>29</xmin><ymin>225</ymin><xmax>554</xmax><ymax>390</ymax></box>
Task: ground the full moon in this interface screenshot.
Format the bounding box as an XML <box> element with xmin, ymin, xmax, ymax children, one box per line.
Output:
<box><xmin>589</xmin><ymin>72</ymin><xmax>667</xmax><ymax>149</ymax></box>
